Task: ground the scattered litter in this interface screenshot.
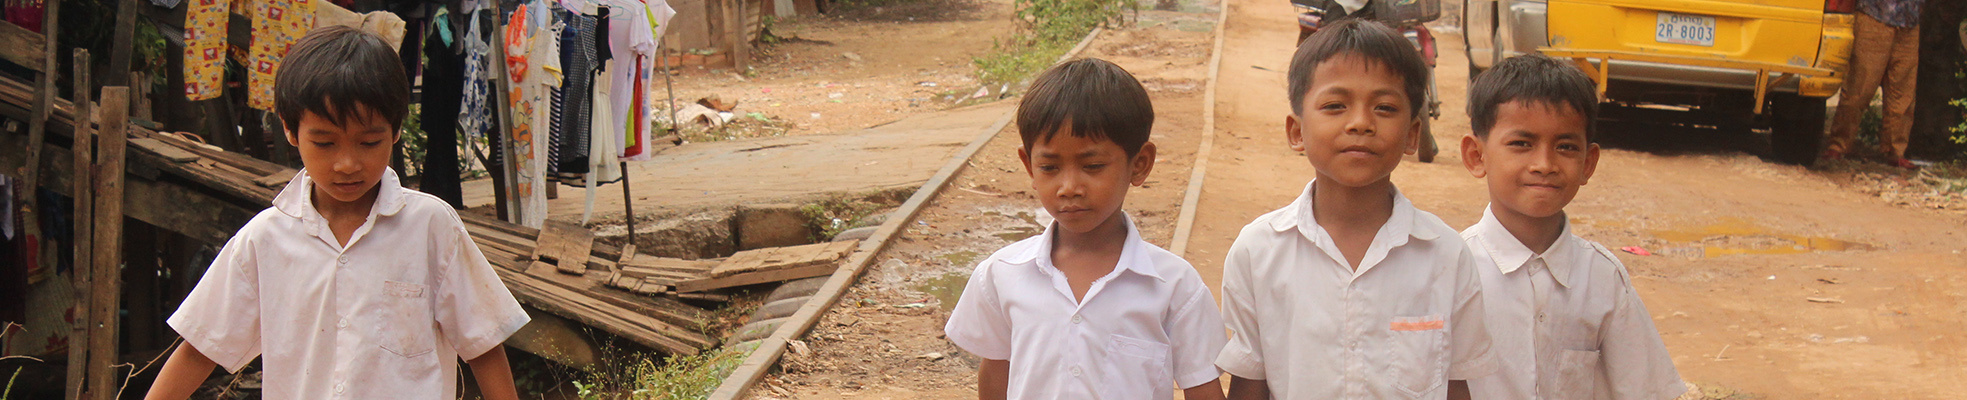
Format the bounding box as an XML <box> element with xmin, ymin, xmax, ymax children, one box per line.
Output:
<box><xmin>918</xmin><ymin>81</ymin><xmax>938</xmax><ymax>87</ymax></box>
<box><xmin>675</xmin><ymin>104</ymin><xmax>729</xmax><ymax>126</ymax></box>
<box><xmin>829</xmin><ymin>92</ymin><xmax>845</xmax><ymax>99</ymax></box>
<box><xmin>1817</xmin><ymin>278</ymin><xmax>1842</xmax><ymax>285</ymax></box>
<box><xmin>746</xmin><ymin>112</ymin><xmax>770</xmax><ymax>122</ymax></box>
<box><xmin>970</xmin><ymin>86</ymin><xmax>990</xmax><ymax>99</ymax></box>
<box><xmin>1808</xmin><ymin>333</ymin><xmax>1825</xmax><ymax>343</ymax></box>
<box><xmin>895</xmin><ymin>303</ymin><xmax>928</xmax><ymax>309</ymax></box>
<box><xmin>1251</xmin><ymin>65</ymin><xmax>1279</xmax><ymax>72</ymax></box>
<box><xmin>810</xmin><ymin>112</ymin><xmax>822</xmax><ymax>119</ymax></box>
<box><xmin>1806</xmin><ymin>297</ymin><xmax>1844</xmax><ymax>304</ymax></box>
<box><xmin>1712</xmin><ymin>344</ymin><xmax>1731</xmax><ymax>361</ymax></box>
<box><xmin>1832</xmin><ymin>336</ymin><xmax>1870</xmax><ymax>344</ymax></box>
<box><xmin>916</xmin><ymin>352</ymin><xmax>946</xmax><ymax>361</ymax></box>
<box><xmin>698</xmin><ymin>95</ymin><xmax>738</xmax><ymax>112</ymax></box>
<box><xmin>789</xmin><ymin>340</ymin><xmax>811</xmax><ymax>356</ymax></box>
<box><xmin>1801</xmin><ymin>264</ymin><xmax>1860</xmax><ymax>271</ymax></box>
<box><xmin>842</xmin><ymin>52</ymin><xmax>863</xmax><ymax>62</ymax></box>
<box><xmin>1619</xmin><ymin>246</ymin><xmax>1653</xmax><ymax>256</ymax></box>
<box><xmin>1767</xmin><ymin>275</ymin><xmax>1777</xmax><ymax>280</ymax></box>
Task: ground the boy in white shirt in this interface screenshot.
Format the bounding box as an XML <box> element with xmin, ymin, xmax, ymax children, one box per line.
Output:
<box><xmin>944</xmin><ymin>58</ymin><xmax>1228</xmax><ymax>400</ymax></box>
<box><xmin>1457</xmin><ymin>53</ymin><xmax>1686</xmax><ymax>400</ymax></box>
<box><xmin>144</xmin><ymin>26</ymin><xmax>530</xmax><ymax>400</ymax></box>
<box><xmin>1216</xmin><ymin>19</ymin><xmax>1496</xmax><ymax>400</ymax></box>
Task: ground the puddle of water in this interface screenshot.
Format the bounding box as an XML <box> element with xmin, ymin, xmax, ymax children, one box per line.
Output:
<box><xmin>1645</xmin><ymin>218</ymin><xmax>1875</xmax><ymax>258</ymax></box>
<box><xmin>915</xmin><ymin>271</ymin><xmax>972</xmax><ymax>310</ymax></box>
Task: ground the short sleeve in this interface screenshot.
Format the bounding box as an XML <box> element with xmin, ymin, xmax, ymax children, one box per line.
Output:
<box><xmin>943</xmin><ymin>261</ymin><xmax>1012</xmax><ymax>360</ymax></box>
<box><xmin>1166</xmin><ymin>276</ymin><xmax>1227</xmax><ymax>389</ymax></box>
<box><xmin>1601</xmin><ymin>269</ymin><xmax>1687</xmax><ymax>400</ymax></box>
<box><xmin>1446</xmin><ymin>248</ymin><xmax>1498</xmax><ymax>380</ymax></box>
<box><xmin>166</xmin><ymin>230</ymin><xmax>263</xmax><ymax>373</ymax></box>
<box><xmin>1214</xmin><ymin>235</ymin><xmax>1267</xmax><ymax>380</ymax></box>
<box><xmin>433</xmin><ymin>221</ymin><xmax>531</xmax><ymax>360</ymax></box>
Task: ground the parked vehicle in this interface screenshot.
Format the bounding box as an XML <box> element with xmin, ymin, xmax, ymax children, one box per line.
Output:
<box><xmin>1295</xmin><ymin>0</ymin><xmax>1445</xmax><ymax>163</ymax></box>
<box><xmin>1463</xmin><ymin>0</ymin><xmax>1857</xmax><ymax>165</ymax></box>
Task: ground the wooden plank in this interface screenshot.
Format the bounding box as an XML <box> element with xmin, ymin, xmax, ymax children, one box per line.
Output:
<box><xmin>14</xmin><ymin>0</ymin><xmax>58</xmax><ymax>284</ymax></box>
<box><xmin>707</xmin><ymin>240</ymin><xmax>856</xmax><ymax>278</ymax></box>
<box><xmin>532</xmin><ymin>220</ymin><xmax>594</xmax><ymax>276</ymax></box>
<box><xmin>675</xmin><ymin>263</ymin><xmax>841</xmax><ymax>293</ymax></box>
<box><xmin>254</xmin><ymin>170</ymin><xmax>297</xmax><ymax>188</ymax></box>
<box><xmin>0</xmin><ymin>130</ymin><xmax>257</xmax><ymax>245</ymax></box>
<box><xmin>62</xmin><ymin>48</ymin><xmax>90</xmax><ymax>400</ymax></box>
<box><xmin>106</xmin><ymin>0</ymin><xmax>137</xmax><ymax>87</ymax></box>
<box><xmin>87</xmin><ymin>87</ymin><xmax>129</xmax><ymax>400</ymax></box>
<box><xmin>0</xmin><ymin>20</ymin><xmax>46</xmax><ymax>71</ymax></box>
<box><xmin>129</xmin><ymin>138</ymin><xmax>203</xmax><ymax>162</ymax></box>
<box><xmin>494</xmin><ymin>268</ymin><xmax>715</xmax><ymax>354</ymax></box>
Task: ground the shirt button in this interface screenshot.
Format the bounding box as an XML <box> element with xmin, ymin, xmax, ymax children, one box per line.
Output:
<box><xmin>1537</xmin><ymin>313</ymin><xmax>1547</xmax><ymax>323</ymax></box>
<box><xmin>1070</xmin><ymin>315</ymin><xmax>1082</xmax><ymax>324</ymax></box>
<box><xmin>338</xmin><ymin>256</ymin><xmax>348</xmax><ymax>266</ymax></box>
<box><xmin>1070</xmin><ymin>366</ymin><xmax>1082</xmax><ymax>376</ymax></box>
<box><xmin>334</xmin><ymin>383</ymin><xmax>346</xmax><ymax>393</ymax></box>
<box><xmin>338</xmin><ymin>319</ymin><xmax>348</xmax><ymax>329</ymax></box>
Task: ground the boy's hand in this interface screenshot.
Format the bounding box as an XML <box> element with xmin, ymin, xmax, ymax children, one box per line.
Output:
<box><xmin>144</xmin><ymin>342</ymin><xmax>219</xmax><ymax>400</ymax></box>
<box><xmin>1225</xmin><ymin>376</ymin><xmax>1269</xmax><ymax>400</ymax></box>
<box><xmin>1182</xmin><ymin>379</ymin><xmax>1228</xmax><ymax>400</ymax></box>
<box><xmin>466</xmin><ymin>345</ymin><xmax>519</xmax><ymax>400</ymax></box>
<box><xmin>978</xmin><ymin>358</ymin><xmax>1009</xmax><ymax>400</ymax></box>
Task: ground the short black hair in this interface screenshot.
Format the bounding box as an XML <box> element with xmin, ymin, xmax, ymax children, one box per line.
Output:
<box><xmin>1016</xmin><ymin>58</ymin><xmax>1154</xmax><ymax>158</ymax></box>
<box><xmin>1467</xmin><ymin>53</ymin><xmax>1598</xmax><ymax>140</ymax></box>
<box><xmin>275</xmin><ymin>25</ymin><xmax>411</xmax><ymax>135</ymax></box>
<box><xmin>1287</xmin><ymin>19</ymin><xmax>1431</xmax><ymax>117</ymax></box>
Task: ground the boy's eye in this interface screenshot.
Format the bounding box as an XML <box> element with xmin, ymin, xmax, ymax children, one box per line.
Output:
<box><xmin>1375</xmin><ymin>104</ymin><xmax>1399</xmax><ymax>113</ymax></box>
<box><xmin>1557</xmin><ymin>143</ymin><xmax>1582</xmax><ymax>151</ymax></box>
<box><xmin>1036</xmin><ymin>165</ymin><xmax>1060</xmax><ymax>172</ymax></box>
<box><xmin>312</xmin><ymin>142</ymin><xmax>334</xmax><ymax>148</ymax></box>
<box><xmin>1319</xmin><ymin>103</ymin><xmax>1345</xmax><ymax>111</ymax></box>
<box><xmin>361</xmin><ymin>140</ymin><xmax>384</xmax><ymax>147</ymax></box>
<box><xmin>1506</xmin><ymin>140</ymin><xmax>1532</xmax><ymax>148</ymax></box>
<box><xmin>1084</xmin><ymin>164</ymin><xmax>1107</xmax><ymax>171</ymax></box>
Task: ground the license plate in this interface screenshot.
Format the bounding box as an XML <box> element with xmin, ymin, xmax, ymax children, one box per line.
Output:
<box><xmin>1655</xmin><ymin>12</ymin><xmax>1716</xmax><ymax>47</ymax></box>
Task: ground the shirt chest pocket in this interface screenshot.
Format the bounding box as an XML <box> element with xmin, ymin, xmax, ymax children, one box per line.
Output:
<box><xmin>372</xmin><ymin>280</ymin><xmax>436</xmax><ymax>358</ymax></box>
<box><xmin>1099</xmin><ymin>334</ymin><xmax>1172</xmax><ymax>400</ymax></box>
<box><xmin>1550</xmin><ymin>349</ymin><xmax>1602</xmax><ymax>398</ymax></box>
<box><xmin>1385</xmin><ymin>315</ymin><xmax>1447</xmax><ymax>398</ymax></box>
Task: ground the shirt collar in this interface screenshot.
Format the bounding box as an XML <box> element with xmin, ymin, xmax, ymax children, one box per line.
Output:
<box><xmin>272</xmin><ymin>168</ymin><xmax>410</xmax><ymax>220</ymax></box>
<box><xmin>1267</xmin><ymin>180</ymin><xmax>1441</xmax><ymax>243</ymax></box>
<box><xmin>1471</xmin><ymin>205</ymin><xmax>1581</xmax><ymax>287</ymax></box>
<box><xmin>1003</xmin><ymin>212</ymin><xmax>1163</xmax><ymax>282</ymax></box>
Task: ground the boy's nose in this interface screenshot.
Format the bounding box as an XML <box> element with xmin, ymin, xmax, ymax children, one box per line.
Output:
<box><xmin>1054</xmin><ymin>172</ymin><xmax>1086</xmax><ymax>198</ymax></box>
<box><xmin>1344</xmin><ymin>110</ymin><xmax>1375</xmax><ymax>136</ymax></box>
<box><xmin>334</xmin><ymin>152</ymin><xmax>362</xmax><ymax>174</ymax></box>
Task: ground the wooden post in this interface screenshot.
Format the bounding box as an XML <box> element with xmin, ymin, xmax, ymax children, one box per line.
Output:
<box><xmin>107</xmin><ymin>0</ymin><xmax>139</xmax><ymax>88</ymax></box>
<box><xmin>484</xmin><ymin>3</ymin><xmax>519</xmax><ymax>223</ymax></box>
<box><xmin>87</xmin><ymin>87</ymin><xmax>131</xmax><ymax>400</ymax></box>
<box><xmin>16</xmin><ymin>0</ymin><xmax>60</xmax><ymax>274</ymax></box>
<box><xmin>64</xmin><ymin>48</ymin><xmax>94</xmax><ymax>400</ymax></box>
<box><xmin>620</xmin><ymin>161</ymin><xmax>636</xmax><ymax>249</ymax></box>
<box><xmin>725</xmin><ymin>0</ymin><xmax>748</xmax><ymax>71</ymax></box>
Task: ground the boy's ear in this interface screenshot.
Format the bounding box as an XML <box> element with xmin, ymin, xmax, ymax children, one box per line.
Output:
<box><xmin>1460</xmin><ymin>134</ymin><xmax>1487</xmax><ymax>178</ymax></box>
<box><xmin>1403</xmin><ymin>117</ymin><xmax>1423</xmax><ymax>156</ymax></box>
<box><xmin>1580</xmin><ymin>142</ymin><xmax>1601</xmax><ymax>185</ymax></box>
<box><xmin>285</xmin><ymin>129</ymin><xmax>300</xmax><ymax>147</ymax></box>
<box><xmin>1129</xmin><ymin>141</ymin><xmax>1157</xmax><ymax>186</ymax></box>
<box><xmin>1284</xmin><ymin>113</ymin><xmax>1305</xmax><ymax>153</ymax></box>
<box><xmin>1017</xmin><ymin>146</ymin><xmax>1034</xmax><ymax>177</ymax></box>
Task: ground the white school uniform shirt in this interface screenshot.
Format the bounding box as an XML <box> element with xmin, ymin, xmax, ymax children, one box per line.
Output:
<box><xmin>944</xmin><ymin>215</ymin><xmax>1227</xmax><ymax>400</ymax></box>
<box><xmin>1215</xmin><ymin>181</ymin><xmax>1497</xmax><ymax>399</ymax></box>
<box><xmin>1462</xmin><ymin>207</ymin><xmax>1687</xmax><ymax>400</ymax></box>
<box><xmin>167</xmin><ymin>169</ymin><xmax>531</xmax><ymax>400</ymax></box>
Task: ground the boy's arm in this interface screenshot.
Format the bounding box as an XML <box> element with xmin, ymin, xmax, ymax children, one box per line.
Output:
<box><xmin>144</xmin><ymin>343</ymin><xmax>219</xmax><ymax>400</ymax></box>
<box><xmin>1225</xmin><ymin>376</ymin><xmax>1269</xmax><ymax>400</ymax></box>
<box><xmin>466</xmin><ymin>345</ymin><xmax>519</xmax><ymax>400</ymax></box>
<box><xmin>978</xmin><ymin>358</ymin><xmax>1009</xmax><ymax>400</ymax></box>
<box><xmin>1449</xmin><ymin>380</ymin><xmax>1472</xmax><ymax>400</ymax></box>
<box><xmin>1182</xmin><ymin>379</ymin><xmax>1227</xmax><ymax>400</ymax></box>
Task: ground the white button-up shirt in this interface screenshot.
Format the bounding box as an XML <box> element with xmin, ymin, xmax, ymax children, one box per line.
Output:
<box><xmin>1215</xmin><ymin>181</ymin><xmax>1496</xmax><ymax>399</ymax></box>
<box><xmin>1463</xmin><ymin>207</ymin><xmax>1687</xmax><ymax>400</ymax></box>
<box><xmin>945</xmin><ymin>215</ymin><xmax>1227</xmax><ymax>400</ymax></box>
<box><xmin>167</xmin><ymin>169</ymin><xmax>530</xmax><ymax>399</ymax></box>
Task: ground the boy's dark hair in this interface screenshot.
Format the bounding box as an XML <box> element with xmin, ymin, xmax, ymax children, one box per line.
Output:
<box><xmin>275</xmin><ymin>25</ymin><xmax>411</xmax><ymax>135</ymax></box>
<box><xmin>1016</xmin><ymin>58</ymin><xmax>1154</xmax><ymax>158</ymax></box>
<box><xmin>1467</xmin><ymin>53</ymin><xmax>1599</xmax><ymax>140</ymax></box>
<box><xmin>1287</xmin><ymin>19</ymin><xmax>1430</xmax><ymax>117</ymax></box>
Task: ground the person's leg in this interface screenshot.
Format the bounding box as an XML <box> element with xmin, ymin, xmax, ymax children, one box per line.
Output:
<box><xmin>1827</xmin><ymin>13</ymin><xmax>1893</xmax><ymax>156</ymax></box>
<box><xmin>1878</xmin><ymin>22</ymin><xmax>1920</xmax><ymax>161</ymax></box>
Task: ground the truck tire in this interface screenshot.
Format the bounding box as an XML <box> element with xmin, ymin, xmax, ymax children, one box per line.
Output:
<box><xmin>1768</xmin><ymin>94</ymin><xmax>1827</xmax><ymax>166</ymax></box>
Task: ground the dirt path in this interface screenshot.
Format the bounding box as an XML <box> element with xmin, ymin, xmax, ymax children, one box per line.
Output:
<box><xmin>1187</xmin><ymin>0</ymin><xmax>1967</xmax><ymax>398</ymax></box>
<box><xmin>742</xmin><ymin>16</ymin><xmax>1220</xmax><ymax>399</ymax></box>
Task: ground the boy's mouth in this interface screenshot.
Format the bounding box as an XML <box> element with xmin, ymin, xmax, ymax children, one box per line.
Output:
<box><xmin>1338</xmin><ymin>145</ymin><xmax>1377</xmax><ymax>156</ymax></box>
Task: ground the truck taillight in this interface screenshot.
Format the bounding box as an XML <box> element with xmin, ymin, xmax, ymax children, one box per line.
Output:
<box><xmin>1825</xmin><ymin>0</ymin><xmax>1855</xmax><ymax>13</ymax></box>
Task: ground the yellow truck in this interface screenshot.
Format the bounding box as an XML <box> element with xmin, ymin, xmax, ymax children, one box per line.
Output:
<box><xmin>1462</xmin><ymin>0</ymin><xmax>1856</xmax><ymax>165</ymax></box>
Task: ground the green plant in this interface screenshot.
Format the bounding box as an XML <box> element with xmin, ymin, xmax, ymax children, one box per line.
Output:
<box><xmin>800</xmin><ymin>195</ymin><xmax>886</xmax><ymax>241</ymax></box>
<box><xmin>972</xmin><ymin>0</ymin><xmax>1134</xmax><ymax>86</ymax></box>
<box><xmin>1950</xmin><ymin>64</ymin><xmax>1967</xmax><ymax>157</ymax></box>
<box><xmin>396</xmin><ymin>104</ymin><xmax>487</xmax><ymax>179</ymax></box>
<box><xmin>574</xmin><ymin>345</ymin><xmax>751</xmax><ymax>400</ymax></box>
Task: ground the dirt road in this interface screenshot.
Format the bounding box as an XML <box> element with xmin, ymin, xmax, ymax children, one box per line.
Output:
<box><xmin>1186</xmin><ymin>0</ymin><xmax>1967</xmax><ymax>398</ymax></box>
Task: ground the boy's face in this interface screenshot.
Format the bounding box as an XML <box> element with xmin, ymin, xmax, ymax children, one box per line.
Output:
<box><xmin>1019</xmin><ymin>128</ymin><xmax>1156</xmax><ymax>234</ymax></box>
<box><xmin>1286</xmin><ymin>55</ymin><xmax>1421</xmax><ymax>188</ymax></box>
<box><xmin>1459</xmin><ymin>101</ymin><xmax>1599</xmax><ymax>219</ymax></box>
<box><xmin>288</xmin><ymin>107</ymin><xmax>397</xmax><ymax>205</ymax></box>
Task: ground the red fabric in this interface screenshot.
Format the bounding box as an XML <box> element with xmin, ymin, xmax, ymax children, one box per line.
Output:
<box><xmin>5</xmin><ymin>0</ymin><xmax>43</xmax><ymax>33</ymax></box>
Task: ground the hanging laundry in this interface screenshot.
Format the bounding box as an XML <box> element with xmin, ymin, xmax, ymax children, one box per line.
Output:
<box><xmin>419</xmin><ymin>6</ymin><xmax>467</xmax><ymax>209</ymax></box>
<box><xmin>5</xmin><ymin>0</ymin><xmax>43</xmax><ymax>34</ymax></box>
<box><xmin>504</xmin><ymin>2</ymin><xmax>552</xmax><ymax>228</ymax></box>
<box><xmin>606</xmin><ymin>0</ymin><xmax>656</xmax><ymax>161</ymax></box>
<box><xmin>550</xmin><ymin>7</ymin><xmax>600</xmax><ymax>183</ymax></box>
<box><xmin>183</xmin><ymin>0</ymin><xmax>230</xmax><ymax>101</ymax></box>
<box><xmin>459</xmin><ymin>6</ymin><xmax>493</xmax><ymax>144</ymax></box>
<box><xmin>246</xmin><ymin>0</ymin><xmax>317</xmax><ymax>110</ymax></box>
